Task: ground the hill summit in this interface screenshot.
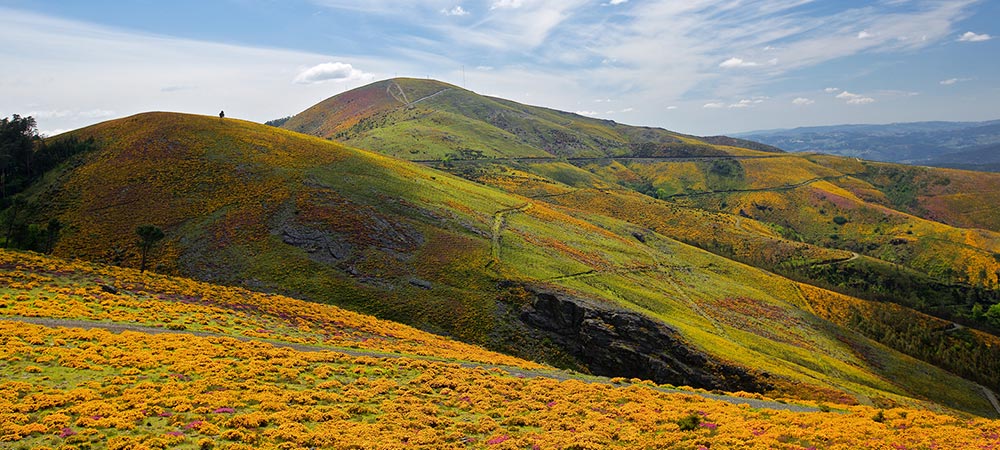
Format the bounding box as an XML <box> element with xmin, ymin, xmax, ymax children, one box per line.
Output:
<box><xmin>281</xmin><ymin>77</ymin><xmax>773</xmax><ymax>160</ymax></box>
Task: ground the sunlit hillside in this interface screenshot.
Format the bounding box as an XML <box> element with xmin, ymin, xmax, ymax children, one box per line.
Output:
<box><xmin>276</xmin><ymin>78</ymin><xmax>1000</xmax><ymax>411</ymax></box>
<box><xmin>4</xmin><ymin>249</ymin><xmax>1000</xmax><ymax>449</ymax></box>
<box><xmin>6</xmin><ymin>110</ymin><xmax>1000</xmax><ymax>419</ymax></box>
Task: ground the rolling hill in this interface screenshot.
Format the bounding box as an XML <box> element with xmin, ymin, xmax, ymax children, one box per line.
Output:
<box><xmin>4</xmin><ymin>80</ymin><xmax>1000</xmax><ymax>420</ymax></box>
<box><xmin>280</xmin><ymin>78</ymin><xmax>763</xmax><ymax>161</ymax></box>
<box><xmin>5</xmin><ymin>248</ymin><xmax>1000</xmax><ymax>449</ymax></box>
<box><xmin>274</xmin><ymin>79</ymin><xmax>1000</xmax><ymax>407</ymax></box>
<box><xmin>281</xmin><ymin>78</ymin><xmax>1000</xmax><ymax>300</ymax></box>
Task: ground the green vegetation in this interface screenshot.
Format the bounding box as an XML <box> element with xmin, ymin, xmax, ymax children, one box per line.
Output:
<box><xmin>136</xmin><ymin>224</ymin><xmax>165</xmax><ymax>273</ymax></box>
<box><xmin>0</xmin><ymin>115</ymin><xmax>96</xmax><ymax>204</ymax></box>
<box><xmin>6</xmin><ymin>80</ymin><xmax>1000</xmax><ymax>420</ymax></box>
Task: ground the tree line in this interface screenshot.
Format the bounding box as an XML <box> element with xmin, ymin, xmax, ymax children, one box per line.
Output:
<box><xmin>1</xmin><ymin>115</ymin><xmax>167</xmax><ymax>272</ymax></box>
<box><xmin>1</xmin><ymin>115</ymin><xmax>95</xmax><ymax>251</ymax></box>
<box><xmin>1</xmin><ymin>115</ymin><xmax>96</xmax><ymax>204</ymax></box>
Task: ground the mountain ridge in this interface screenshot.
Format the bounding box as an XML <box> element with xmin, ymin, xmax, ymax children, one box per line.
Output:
<box><xmin>735</xmin><ymin>119</ymin><xmax>1000</xmax><ymax>171</ymax></box>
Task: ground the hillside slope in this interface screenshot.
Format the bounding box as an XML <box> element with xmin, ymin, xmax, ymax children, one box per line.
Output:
<box><xmin>5</xmin><ymin>249</ymin><xmax>1000</xmax><ymax>449</ymax></box>
<box><xmin>9</xmin><ymin>111</ymin><xmax>1000</xmax><ymax>416</ymax></box>
<box><xmin>283</xmin><ymin>78</ymin><xmax>1000</xmax><ymax>316</ymax></box>
<box><xmin>276</xmin><ymin>79</ymin><xmax>1000</xmax><ymax>408</ymax></box>
<box><xmin>281</xmin><ymin>78</ymin><xmax>763</xmax><ymax>160</ymax></box>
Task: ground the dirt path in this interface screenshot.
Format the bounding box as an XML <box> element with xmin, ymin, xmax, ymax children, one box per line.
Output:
<box><xmin>979</xmin><ymin>384</ymin><xmax>1000</xmax><ymax>416</ymax></box>
<box><xmin>807</xmin><ymin>252</ymin><xmax>860</xmax><ymax>267</ymax></box>
<box><xmin>407</xmin><ymin>88</ymin><xmax>451</xmax><ymax>106</ymax></box>
<box><xmin>386</xmin><ymin>81</ymin><xmax>409</xmax><ymax>104</ymax></box>
<box><xmin>489</xmin><ymin>202</ymin><xmax>532</xmax><ymax>265</ymax></box>
<box><xmin>2</xmin><ymin>316</ymin><xmax>821</xmax><ymax>413</ymax></box>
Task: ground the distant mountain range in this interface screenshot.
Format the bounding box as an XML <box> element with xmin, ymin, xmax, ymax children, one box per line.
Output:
<box><xmin>736</xmin><ymin>120</ymin><xmax>1000</xmax><ymax>172</ymax></box>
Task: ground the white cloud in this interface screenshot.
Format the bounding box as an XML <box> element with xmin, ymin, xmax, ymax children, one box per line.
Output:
<box><xmin>958</xmin><ymin>31</ymin><xmax>991</xmax><ymax>42</ymax></box>
<box><xmin>857</xmin><ymin>30</ymin><xmax>873</xmax><ymax>39</ymax></box>
<box><xmin>620</xmin><ymin>107</ymin><xmax>634</xmax><ymax>112</ymax></box>
<box><xmin>719</xmin><ymin>57</ymin><xmax>759</xmax><ymax>68</ymax></box>
<box><xmin>608</xmin><ymin>0</ymin><xmax>628</xmax><ymax>4</ymax></box>
<box><xmin>836</xmin><ymin>91</ymin><xmax>875</xmax><ymax>104</ymax></box>
<box><xmin>441</xmin><ymin>6</ymin><xmax>469</xmax><ymax>16</ymax></box>
<box><xmin>491</xmin><ymin>0</ymin><xmax>524</xmax><ymax>10</ymax></box>
<box><xmin>727</xmin><ymin>97</ymin><xmax>766</xmax><ymax>109</ymax></box>
<box><xmin>293</xmin><ymin>62</ymin><xmax>374</xmax><ymax>84</ymax></box>
<box><xmin>0</xmin><ymin>9</ymin><xmax>400</xmax><ymax>134</ymax></box>
<box><xmin>824</xmin><ymin>87</ymin><xmax>840</xmax><ymax>93</ymax></box>
<box><xmin>574</xmin><ymin>110</ymin><xmax>599</xmax><ymax>116</ymax></box>
<box><xmin>26</xmin><ymin>109</ymin><xmax>115</xmax><ymax>119</ymax></box>
<box><xmin>940</xmin><ymin>77</ymin><xmax>973</xmax><ymax>86</ymax></box>
<box><xmin>792</xmin><ymin>97</ymin><xmax>814</xmax><ymax>105</ymax></box>
<box><xmin>703</xmin><ymin>102</ymin><xmax>725</xmax><ymax>109</ymax></box>
<box><xmin>78</xmin><ymin>109</ymin><xmax>116</xmax><ymax>118</ymax></box>
<box><xmin>666</xmin><ymin>106</ymin><xmax>678</xmax><ymax>110</ymax></box>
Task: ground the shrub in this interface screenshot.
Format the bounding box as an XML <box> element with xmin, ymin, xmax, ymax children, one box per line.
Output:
<box><xmin>677</xmin><ymin>413</ymin><xmax>702</xmax><ymax>431</ymax></box>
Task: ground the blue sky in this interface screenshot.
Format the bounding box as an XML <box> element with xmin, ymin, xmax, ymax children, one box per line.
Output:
<box><xmin>1</xmin><ymin>0</ymin><xmax>997</xmax><ymax>136</ymax></box>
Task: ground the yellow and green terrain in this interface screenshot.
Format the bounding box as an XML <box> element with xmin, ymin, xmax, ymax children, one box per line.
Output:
<box><xmin>5</xmin><ymin>249</ymin><xmax>1000</xmax><ymax>449</ymax></box>
<box><xmin>4</xmin><ymin>78</ymin><xmax>1000</xmax><ymax>447</ymax></box>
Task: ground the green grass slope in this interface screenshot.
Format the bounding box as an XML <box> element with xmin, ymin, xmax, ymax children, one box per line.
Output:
<box><xmin>270</xmin><ymin>79</ymin><xmax>1000</xmax><ymax>412</ymax></box>
<box><xmin>8</xmin><ymin>111</ymin><xmax>1000</xmax><ymax>416</ymax></box>
<box><xmin>281</xmin><ymin>78</ymin><xmax>767</xmax><ymax>160</ymax></box>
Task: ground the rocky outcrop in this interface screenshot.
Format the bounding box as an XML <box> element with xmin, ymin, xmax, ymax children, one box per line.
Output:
<box><xmin>518</xmin><ymin>287</ymin><xmax>770</xmax><ymax>393</ymax></box>
<box><xmin>279</xmin><ymin>224</ymin><xmax>352</xmax><ymax>265</ymax></box>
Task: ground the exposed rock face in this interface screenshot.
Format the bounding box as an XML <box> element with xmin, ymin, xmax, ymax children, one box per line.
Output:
<box><xmin>519</xmin><ymin>287</ymin><xmax>770</xmax><ymax>393</ymax></box>
<box><xmin>279</xmin><ymin>224</ymin><xmax>353</xmax><ymax>264</ymax></box>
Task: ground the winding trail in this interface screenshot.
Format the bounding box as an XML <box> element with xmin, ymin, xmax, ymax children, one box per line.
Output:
<box><xmin>386</xmin><ymin>81</ymin><xmax>409</xmax><ymax>104</ymax></box>
<box><xmin>978</xmin><ymin>384</ymin><xmax>1000</xmax><ymax>416</ymax></box>
<box><xmin>807</xmin><ymin>252</ymin><xmax>860</xmax><ymax>268</ymax></box>
<box><xmin>2</xmin><ymin>316</ymin><xmax>821</xmax><ymax>413</ymax></box>
<box><xmin>406</xmin><ymin>88</ymin><xmax>452</xmax><ymax>107</ymax></box>
<box><xmin>489</xmin><ymin>202</ymin><xmax>532</xmax><ymax>266</ymax></box>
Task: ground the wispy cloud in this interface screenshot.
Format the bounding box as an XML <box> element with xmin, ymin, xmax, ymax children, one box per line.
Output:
<box><xmin>441</xmin><ymin>6</ymin><xmax>470</xmax><ymax>16</ymax></box>
<box><xmin>792</xmin><ymin>97</ymin><xmax>814</xmax><ymax>105</ymax></box>
<box><xmin>836</xmin><ymin>91</ymin><xmax>875</xmax><ymax>104</ymax></box>
<box><xmin>2</xmin><ymin>0</ymin><xmax>994</xmax><ymax>137</ymax></box>
<box><xmin>0</xmin><ymin>8</ymin><xmax>399</xmax><ymax>132</ymax></box>
<box><xmin>491</xmin><ymin>0</ymin><xmax>524</xmax><ymax>10</ymax></box>
<box><xmin>940</xmin><ymin>77</ymin><xmax>972</xmax><ymax>85</ymax></box>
